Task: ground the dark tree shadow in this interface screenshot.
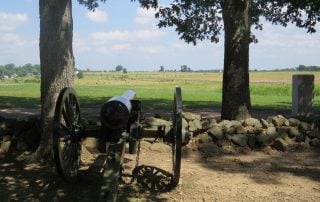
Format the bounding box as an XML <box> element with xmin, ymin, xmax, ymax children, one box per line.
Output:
<box><xmin>195</xmin><ymin>145</ymin><xmax>320</xmax><ymax>185</ymax></box>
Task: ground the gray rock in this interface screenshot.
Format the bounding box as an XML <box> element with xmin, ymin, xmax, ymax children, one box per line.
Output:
<box><xmin>216</xmin><ymin>139</ymin><xmax>231</xmax><ymax>147</ymax></box>
<box><xmin>310</xmin><ymin>138</ymin><xmax>320</xmax><ymax>146</ymax></box>
<box><xmin>183</xmin><ymin>112</ymin><xmax>201</xmax><ymax>121</ymax></box>
<box><xmin>201</xmin><ymin>119</ymin><xmax>216</xmax><ymax>130</ymax></box>
<box><xmin>272</xmin><ymin>115</ymin><xmax>287</xmax><ymax>127</ymax></box>
<box><xmin>230</xmin><ymin>134</ymin><xmax>248</xmax><ymax>147</ymax></box>
<box><xmin>0</xmin><ymin>140</ymin><xmax>11</xmax><ymax>153</ymax></box>
<box><xmin>201</xmin><ymin>121</ymin><xmax>211</xmax><ymax>131</ymax></box>
<box><xmin>229</xmin><ymin>120</ymin><xmax>242</xmax><ymax>127</ymax></box>
<box><xmin>283</xmin><ymin>135</ymin><xmax>294</xmax><ymax>145</ymax></box>
<box><xmin>207</xmin><ymin>126</ymin><xmax>224</xmax><ymax>140</ymax></box>
<box><xmin>296</xmin><ymin>133</ymin><xmax>305</xmax><ymax>142</ymax></box>
<box><xmin>244</xmin><ymin>118</ymin><xmax>262</xmax><ymax>128</ymax></box>
<box><xmin>219</xmin><ymin>120</ymin><xmax>232</xmax><ymax>126</ymax></box>
<box><xmin>149</xmin><ymin>142</ymin><xmax>171</xmax><ymax>152</ymax></box>
<box><xmin>271</xmin><ymin>138</ymin><xmax>288</xmax><ymax>152</ymax></box>
<box><xmin>307</xmin><ymin>130</ymin><xmax>318</xmax><ymax>139</ymax></box>
<box><xmin>236</xmin><ymin>125</ymin><xmax>246</xmax><ymax>134</ymax></box>
<box><xmin>182</xmin><ymin>118</ymin><xmax>188</xmax><ymax>129</ymax></box>
<box><xmin>299</xmin><ymin>122</ymin><xmax>310</xmax><ymax>132</ymax></box>
<box><xmin>144</xmin><ymin>117</ymin><xmax>171</xmax><ymax>127</ymax></box>
<box><xmin>275</xmin><ymin>127</ymin><xmax>288</xmax><ymax>139</ymax></box>
<box><xmin>305</xmin><ymin>136</ymin><xmax>311</xmax><ymax>145</ymax></box>
<box><xmin>198</xmin><ymin>142</ymin><xmax>219</xmax><ymax>154</ymax></box>
<box><xmin>245</xmin><ymin>126</ymin><xmax>255</xmax><ymax>134</ymax></box>
<box><xmin>256</xmin><ymin>135</ymin><xmax>273</xmax><ymax>147</ymax></box>
<box><xmin>266</xmin><ymin>127</ymin><xmax>277</xmax><ymax>136</ymax></box>
<box><xmin>225</xmin><ymin>125</ymin><xmax>236</xmax><ymax>134</ymax></box>
<box><xmin>287</xmin><ymin>127</ymin><xmax>300</xmax><ymax>138</ymax></box>
<box><xmin>260</xmin><ymin>119</ymin><xmax>269</xmax><ymax>128</ymax></box>
<box><xmin>254</xmin><ymin>127</ymin><xmax>264</xmax><ymax>135</ymax></box>
<box><xmin>198</xmin><ymin>133</ymin><xmax>213</xmax><ymax>144</ymax></box>
<box><xmin>189</xmin><ymin>119</ymin><xmax>202</xmax><ymax>132</ymax></box>
<box><xmin>247</xmin><ymin>134</ymin><xmax>256</xmax><ymax>148</ymax></box>
<box><xmin>288</xmin><ymin>118</ymin><xmax>300</xmax><ymax>127</ymax></box>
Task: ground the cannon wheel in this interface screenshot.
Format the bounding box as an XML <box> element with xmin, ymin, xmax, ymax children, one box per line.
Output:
<box><xmin>53</xmin><ymin>87</ymin><xmax>82</xmax><ymax>183</ymax></box>
<box><xmin>172</xmin><ymin>87</ymin><xmax>182</xmax><ymax>186</ymax></box>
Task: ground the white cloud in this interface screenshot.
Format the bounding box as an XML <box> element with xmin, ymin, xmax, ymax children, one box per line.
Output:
<box><xmin>0</xmin><ymin>33</ymin><xmax>38</xmax><ymax>58</ymax></box>
<box><xmin>95</xmin><ymin>43</ymin><xmax>160</xmax><ymax>54</ymax></box>
<box><xmin>254</xmin><ymin>23</ymin><xmax>320</xmax><ymax>50</ymax></box>
<box><xmin>86</xmin><ymin>9</ymin><xmax>108</xmax><ymax>23</ymax></box>
<box><xmin>0</xmin><ymin>12</ymin><xmax>28</xmax><ymax>31</ymax></box>
<box><xmin>90</xmin><ymin>29</ymin><xmax>165</xmax><ymax>42</ymax></box>
<box><xmin>111</xmin><ymin>43</ymin><xmax>133</xmax><ymax>52</ymax></box>
<box><xmin>134</xmin><ymin>8</ymin><xmax>156</xmax><ymax>25</ymax></box>
<box><xmin>0</xmin><ymin>33</ymin><xmax>25</xmax><ymax>46</ymax></box>
<box><xmin>138</xmin><ymin>46</ymin><xmax>159</xmax><ymax>54</ymax></box>
<box><xmin>73</xmin><ymin>33</ymin><xmax>92</xmax><ymax>53</ymax></box>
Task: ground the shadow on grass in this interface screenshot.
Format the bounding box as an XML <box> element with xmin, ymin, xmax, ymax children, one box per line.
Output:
<box><xmin>1</xmin><ymin>95</ymin><xmax>319</xmax><ymax>115</ymax></box>
<box><xmin>0</xmin><ymin>96</ymin><xmax>40</xmax><ymax>108</ymax></box>
<box><xmin>0</xmin><ymin>95</ymin><xmax>219</xmax><ymax>110</ymax></box>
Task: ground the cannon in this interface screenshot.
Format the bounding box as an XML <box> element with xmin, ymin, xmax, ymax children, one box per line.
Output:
<box><xmin>52</xmin><ymin>86</ymin><xmax>189</xmax><ymax>201</ymax></box>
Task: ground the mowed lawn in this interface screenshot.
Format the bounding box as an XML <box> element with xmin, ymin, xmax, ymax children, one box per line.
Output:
<box><xmin>0</xmin><ymin>71</ymin><xmax>319</xmax><ymax>111</ymax></box>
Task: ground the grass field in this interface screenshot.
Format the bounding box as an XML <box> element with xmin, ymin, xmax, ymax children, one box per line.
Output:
<box><xmin>0</xmin><ymin>71</ymin><xmax>319</xmax><ymax>111</ymax></box>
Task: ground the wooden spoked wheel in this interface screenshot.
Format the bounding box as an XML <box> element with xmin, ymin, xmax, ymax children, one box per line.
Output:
<box><xmin>53</xmin><ymin>87</ymin><xmax>82</xmax><ymax>183</ymax></box>
<box><xmin>171</xmin><ymin>86</ymin><xmax>182</xmax><ymax>186</ymax></box>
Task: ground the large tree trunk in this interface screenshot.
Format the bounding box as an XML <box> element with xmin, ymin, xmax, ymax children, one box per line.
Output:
<box><xmin>221</xmin><ymin>0</ymin><xmax>251</xmax><ymax>120</ymax></box>
<box><xmin>35</xmin><ymin>0</ymin><xmax>74</xmax><ymax>159</ymax></box>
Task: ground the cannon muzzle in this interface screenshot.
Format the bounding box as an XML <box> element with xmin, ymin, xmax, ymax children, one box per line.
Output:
<box><xmin>100</xmin><ymin>90</ymin><xmax>136</xmax><ymax>130</ymax></box>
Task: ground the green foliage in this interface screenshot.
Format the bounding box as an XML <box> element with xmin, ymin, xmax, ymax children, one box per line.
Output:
<box><xmin>77</xmin><ymin>71</ymin><xmax>84</xmax><ymax>79</ymax></box>
<box><xmin>297</xmin><ymin>65</ymin><xmax>320</xmax><ymax>71</ymax></box>
<box><xmin>115</xmin><ymin>65</ymin><xmax>123</xmax><ymax>72</ymax></box>
<box><xmin>159</xmin><ymin>66</ymin><xmax>165</xmax><ymax>72</ymax></box>
<box><xmin>77</xmin><ymin>0</ymin><xmax>158</xmax><ymax>10</ymax></box>
<box><xmin>126</xmin><ymin>0</ymin><xmax>320</xmax><ymax>44</ymax></box>
<box><xmin>0</xmin><ymin>63</ymin><xmax>40</xmax><ymax>79</ymax></box>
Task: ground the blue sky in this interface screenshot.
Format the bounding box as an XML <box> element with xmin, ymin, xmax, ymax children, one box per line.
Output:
<box><xmin>0</xmin><ymin>0</ymin><xmax>319</xmax><ymax>71</ymax></box>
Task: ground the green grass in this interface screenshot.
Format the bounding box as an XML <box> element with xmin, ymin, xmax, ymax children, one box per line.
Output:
<box><xmin>0</xmin><ymin>72</ymin><xmax>319</xmax><ymax>111</ymax></box>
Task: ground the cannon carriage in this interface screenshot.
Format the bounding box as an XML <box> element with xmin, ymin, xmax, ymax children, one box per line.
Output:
<box><xmin>52</xmin><ymin>86</ymin><xmax>189</xmax><ymax>201</ymax></box>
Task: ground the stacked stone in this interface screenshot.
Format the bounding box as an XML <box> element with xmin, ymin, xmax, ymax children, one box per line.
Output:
<box><xmin>1</xmin><ymin>112</ymin><xmax>320</xmax><ymax>154</ymax></box>
<box><xmin>0</xmin><ymin>115</ymin><xmax>41</xmax><ymax>154</ymax></box>
<box><xmin>192</xmin><ymin>114</ymin><xmax>320</xmax><ymax>152</ymax></box>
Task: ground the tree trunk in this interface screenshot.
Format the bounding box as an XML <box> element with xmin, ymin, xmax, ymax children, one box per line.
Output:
<box><xmin>35</xmin><ymin>0</ymin><xmax>74</xmax><ymax>160</ymax></box>
<box><xmin>221</xmin><ymin>0</ymin><xmax>251</xmax><ymax>120</ymax></box>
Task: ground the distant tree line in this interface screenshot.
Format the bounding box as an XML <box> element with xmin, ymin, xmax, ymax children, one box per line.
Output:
<box><xmin>253</xmin><ymin>65</ymin><xmax>320</xmax><ymax>72</ymax></box>
<box><xmin>1</xmin><ymin>63</ymin><xmax>319</xmax><ymax>77</ymax></box>
<box><xmin>0</xmin><ymin>63</ymin><xmax>86</xmax><ymax>79</ymax></box>
<box><xmin>0</xmin><ymin>63</ymin><xmax>40</xmax><ymax>78</ymax></box>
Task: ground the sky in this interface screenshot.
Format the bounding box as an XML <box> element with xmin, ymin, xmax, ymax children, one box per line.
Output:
<box><xmin>0</xmin><ymin>0</ymin><xmax>319</xmax><ymax>71</ymax></box>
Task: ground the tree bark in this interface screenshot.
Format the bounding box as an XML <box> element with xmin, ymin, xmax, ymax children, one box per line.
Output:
<box><xmin>35</xmin><ymin>0</ymin><xmax>74</xmax><ymax>159</ymax></box>
<box><xmin>221</xmin><ymin>0</ymin><xmax>251</xmax><ymax>120</ymax></box>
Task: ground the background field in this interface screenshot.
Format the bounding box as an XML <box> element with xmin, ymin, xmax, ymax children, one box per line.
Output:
<box><xmin>0</xmin><ymin>71</ymin><xmax>319</xmax><ymax>112</ymax></box>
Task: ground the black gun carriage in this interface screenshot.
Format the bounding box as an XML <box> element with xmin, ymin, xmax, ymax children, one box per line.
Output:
<box><xmin>52</xmin><ymin>86</ymin><xmax>189</xmax><ymax>201</ymax></box>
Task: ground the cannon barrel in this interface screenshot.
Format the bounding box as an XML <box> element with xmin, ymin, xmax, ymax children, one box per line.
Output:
<box><xmin>100</xmin><ymin>90</ymin><xmax>136</xmax><ymax>130</ymax></box>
